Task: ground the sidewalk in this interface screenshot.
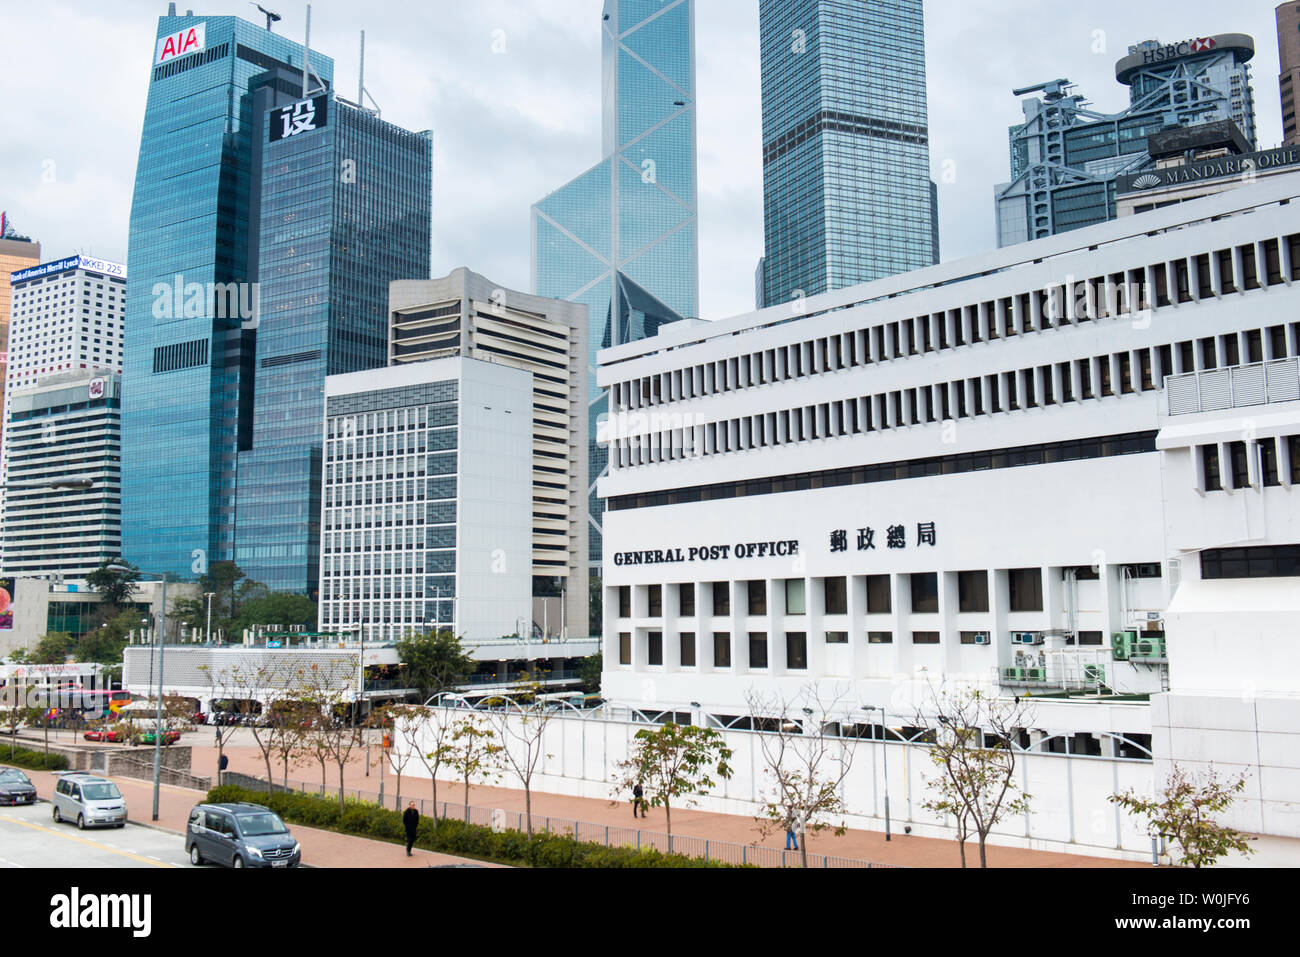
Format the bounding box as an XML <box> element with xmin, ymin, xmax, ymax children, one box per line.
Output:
<box><xmin>204</xmin><ymin>730</ymin><xmax>1142</xmax><ymax>868</ymax></box>
<box><xmin>26</xmin><ymin>766</ymin><xmax>499</xmax><ymax>869</ymax></box>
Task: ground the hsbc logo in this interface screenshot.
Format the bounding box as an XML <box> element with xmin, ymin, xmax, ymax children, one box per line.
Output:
<box><xmin>1142</xmin><ymin>36</ymin><xmax>1217</xmax><ymax>64</ymax></box>
<box><xmin>1190</xmin><ymin>37</ymin><xmax>1216</xmax><ymax>53</ymax></box>
<box><xmin>155</xmin><ymin>23</ymin><xmax>206</xmax><ymax>65</ymax></box>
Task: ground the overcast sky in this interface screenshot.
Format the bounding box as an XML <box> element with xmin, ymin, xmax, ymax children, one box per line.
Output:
<box><xmin>1</xmin><ymin>1</ymin><xmax>1286</xmax><ymax>321</ymax></box>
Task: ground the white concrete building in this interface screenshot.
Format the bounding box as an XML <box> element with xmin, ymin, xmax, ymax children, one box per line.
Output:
<box><xmin>595</xmin><ymin>173</ymin><xmax>1300</xmax><ymax>842</ymax></box>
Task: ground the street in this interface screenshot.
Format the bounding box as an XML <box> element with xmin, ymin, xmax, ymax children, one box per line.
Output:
<box><xmin>0</xmin><ymin>802</ymin><xmax>186</xmax><ymax>869</ymax></box>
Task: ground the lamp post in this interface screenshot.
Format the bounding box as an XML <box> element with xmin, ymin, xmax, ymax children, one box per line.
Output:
<box><xmin>205</xmin><ymin>592</ymin><xmax>215</xmax><ymax>644</ymax></box>
<box><xmin>862</xmin><ymin>705</ymin><xmax>891</xmax><ymax>841</ymax></box>
<box><xmin>112</xmin><ymin>563</ymin><xmax>165</xmax><ymax>822</ymax></box>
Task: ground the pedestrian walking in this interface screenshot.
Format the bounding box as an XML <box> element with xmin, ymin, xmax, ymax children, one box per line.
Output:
<box><xmin>784</xmin><ymin>811</ymin><xmax>798</xmax><ymax>851</ymax></box>
<box><xmin>632</xmin><ymin>782</ymin><xmax>646</xmax><ymax>818</ymax></box>
<box><xmin>403</xmin><ymin>801</ymin><xmax>420</xmax><ymax>856</ymax></box>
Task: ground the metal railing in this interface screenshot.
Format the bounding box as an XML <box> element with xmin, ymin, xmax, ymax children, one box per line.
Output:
<box><xmin>226</xmin><ymin>772</ymin><xmax>898</xmax><ymax>869</ymax></box>
<box><xmin>1166</xmin><ymin>357</ymin><xmax>1300</xmax><ymax>414</ymax></box>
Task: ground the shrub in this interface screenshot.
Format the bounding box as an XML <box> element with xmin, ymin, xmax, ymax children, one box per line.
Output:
<box><xmin>0</xmin><ymin>744</ymin><xmax>69</xmax><ymax>771</ymax></box>
<box><xmin>203</xmin><ymin>784</ymin><xmax>742</xmax><ymax>868</ymax></box>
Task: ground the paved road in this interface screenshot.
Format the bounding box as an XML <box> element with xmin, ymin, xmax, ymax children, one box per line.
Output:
<box><xmin>0</xmin><ymin>802</ymin><xmax>186</xmax><ymax>869</ymax></box>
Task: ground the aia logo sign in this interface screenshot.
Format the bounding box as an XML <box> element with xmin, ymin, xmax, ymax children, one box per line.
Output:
<box><xmin>155</xmin><ymin>23</ymin><xmax>206</xmax><ymax>65</ymax></box>
<box><xmin>1189</xmin><ymin>37</ymin><xmax>1216</xmax><ymax>53</ymax></box>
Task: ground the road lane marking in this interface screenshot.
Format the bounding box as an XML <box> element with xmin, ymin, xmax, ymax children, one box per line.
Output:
<box><xmin>0</xmin><ymin>817</ymin><xmax>178</xmax><ymax>867</ymax></box>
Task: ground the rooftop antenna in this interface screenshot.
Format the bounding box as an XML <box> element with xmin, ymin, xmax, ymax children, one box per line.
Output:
<box><xmin>251</xmin><ymin>3</ymin><xmax>282</xmax><ymax>31</ymax></box>
<box><xmin>301</xmin><ymin>3</ymin><xmax>328</xmax><ymax>99</ymax></box>
<box><xmin>357</xmin><ymin>30</ymin><xmax>381</xmax><ymax>117</ymax></box>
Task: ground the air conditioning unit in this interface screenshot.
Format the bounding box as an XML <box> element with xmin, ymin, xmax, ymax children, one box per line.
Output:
<box><xmin>1024</xmin><ymin>668</ymin><xmax>1046</xmax><ymax>681</ymax></box>
<box><xmin>1083</xmin><ymin>664</ymin><xmax>1106</xmax><ymax>683</ymax></box>
<box><xmin>1134</xmin><ymin>636</ymin><xmax>1167</xmax><ymax>659</ymax></box>
<box><xmin>1111</xmin><ymin>630</ymin><xmax>1138</xmax><ymax>661</ymax></box>
<box><xmin>1011</xmin><ymin>632</ymin><xmax>1043</xmax><ymax>645</ymax></box>
<box><xmin>973</xmin><ymin>633</ymin><xmax>991</xmax><ymax>645</ymax></box>
<box><xmin>1003</xmin><ymin>667</ymin><xmax>1026</xmax><ymax>681</ymax></box>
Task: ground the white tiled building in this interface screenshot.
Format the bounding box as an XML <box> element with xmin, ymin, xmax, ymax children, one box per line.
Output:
<box><xmin>596</xmin><ymin>173</ymin><xmax>1300</xmax><ymax>840</ymax></box>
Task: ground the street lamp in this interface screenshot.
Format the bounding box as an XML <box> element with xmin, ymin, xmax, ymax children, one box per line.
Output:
<box><xmin>111</xmin><ymin>563</ymin><xmax>165</xmax><ymax>822</ymax></box>
<box><xmin>862</xmin><ymin>705</ymin><xmax>891</xmax><ymax>842</ymax></box>
<box><xmin>204</xmin><ymin>592</ymin><xmax>215</xmax><ymax>644</ymax></box>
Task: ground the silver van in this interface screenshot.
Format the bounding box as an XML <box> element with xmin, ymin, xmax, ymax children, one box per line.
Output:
<box><xmin>52</xmin><ymin>772</ymin><xmax>127</xmax><ymax>829</ymax></box>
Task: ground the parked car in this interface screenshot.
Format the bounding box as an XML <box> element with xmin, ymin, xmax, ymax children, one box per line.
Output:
<box><xmin>83</xmin><ymin>728</ymin><xmax>126</xmax><ymax>743</ymax></box>
<box><xmin>51</xmin><ymin>772</ymin><xmax>127</xmax><ymax>829</ymax></box>
<box><xmin>186</xmin><ymin>802</ymin><xmax>301</xmax><ymax>868</ymax></box>
<box><xmin>131</xmin><ymin>730</ymin><xmax>182</xmax><ymax>746</ymax></box>
<box><xmin>0</xmin><ymin>767</ymin><xmax>37</xmax><ymax>806</ymax></box>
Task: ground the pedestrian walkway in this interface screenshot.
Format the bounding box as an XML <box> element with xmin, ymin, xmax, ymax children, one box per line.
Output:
<box><xmin>205</xmin><ymin>732</ymin><xmax>1142</xmax><ymax>868</ymax></box>
<box><xmin>25</xmin><ymin>767</ymin><xmax>499</xmax><ymax>869</ymax></box>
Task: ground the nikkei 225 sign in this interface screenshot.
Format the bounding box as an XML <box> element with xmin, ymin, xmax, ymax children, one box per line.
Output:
<box><xmin>270</xmin><ymin>95</ymin><xmax>329</xmax><ymax>142</ymax></box>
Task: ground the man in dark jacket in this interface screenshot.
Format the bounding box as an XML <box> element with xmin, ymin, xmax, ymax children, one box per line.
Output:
<box><xmin>403</xmin><ymin>801</ymin><xmax>420</xmax><ymax>856</ymax></box>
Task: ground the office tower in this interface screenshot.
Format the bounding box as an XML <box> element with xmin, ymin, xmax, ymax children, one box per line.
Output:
<box><xmin>996</xmin><ymin>33</ymin><xmax>1257</xmax><ymax>246</ymax></box>
<box><xmin>234</xmin><ymin>96</ymin><xmax>433</xmax><ymax>596</ymax></box>
<box><xmin>1280</xmin><ymin>3</ymin><xmax>1300</xmax><ymax>145</ymax></box>
<box><xmin>385</xmin><ymin>269</ymin><xmax>589</xmax><ymax>637</ymax></box>
<box><xmin>532</xmin><ymin>0</ymin><xmax>699</xmax><ymax>570</ymax></box>
<box><xmin>122</xmin><ymin>13</ymin><xmax>333</xmax><ymax>579</ymax></box>
<box><xmin>2</xmin><ymin>370</ymin><xmax>121</xmax><ymax>577</ymax></box>
<box><xmin>0</xmin><ymin>223</ymin><xmax>41</xmax><ymax>530</ymax></box>
<box><xmin>1</xmin><ymin>253</ymin><xmax>121</xmax><ymax>568</ymax></box>
<box><xmin>757</xmin><ymin>0</ymin><xmax>936</xmax><ymax>310</ymax></box>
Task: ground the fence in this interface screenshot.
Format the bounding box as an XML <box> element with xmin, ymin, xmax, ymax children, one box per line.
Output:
<box><xmin>221</xmin><ymin>771</ymin><xmax>897</xmax><ymax>869</ymax></box>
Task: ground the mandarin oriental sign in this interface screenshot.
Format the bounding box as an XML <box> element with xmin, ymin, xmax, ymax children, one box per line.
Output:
<box><xmin>1117</xmin><ymin>147</ymin><xmax>1300</xmax><ymax>194</ymax></box>
<box><xmin>154</xmin><ymin>23</ymin><xmax>206</xmax><ymax>65</ymax></box>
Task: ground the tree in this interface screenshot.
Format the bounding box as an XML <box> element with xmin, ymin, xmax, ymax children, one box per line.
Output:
<box><xmin>30</xmin><ymin>632</ymin><xmax>75</xmax><ymax>665</ymax></box>
<box><xmin>396</xmin><ymin>629</ymin><xmax>475</xmax><ymax>702</ymax></box>
<box><xmin>576</xmin><ymin>653</ymin><xmax>602</xmax><ymax>695</ymax></box>
<box><xmin>365</xmin><ymin>705</ymin><xmax>412</xmax><ymax>810</ymax></box>
<box><xmin>233</xmin><ymin>592</ymin><xmax>318</xmax><ymax>639</ymax></box>
<box><xmin>1111</xmin><ymin>765</ymin><xmax>1255</xmax><ymax>868</ymax></box>
<box><xmin>589</xmin><ymin>575</ymin><xmax>603</xmax><ymax>626</ymax></box>
<box><xmin>612</xmin><ymin>722</ymin><xmax>733</xmax><ymax>835</ymax></box>
<box><xmin>490</xmin><ymin>686</ymin><xmax>555</xmax><ymax>837</ymax></box>
<box><xmin>293</xmin><ymin>659</ymin><xmax>359</xmax><ymax>810</ymax></box>
<box><xmin>266</xmin><ymin>697</ymin><xmax>315</xmax><ymax>790</ymax></box>
<box><xmin>747</xmin><ymin>687</ymin><xmax>855</xmax><ymax>867</ymax></box>
<box><xmin>85</xmin><ymin>559</ymin><xmax>140</xmax><ymax>610</ymax></box>
<box><xmin>916</xmin><ymin>686</ymin><xmax>1033</xmax><ymax>868</ymax></box>
<box><xmin>446</xmin><ymin>713</ymin><xmax>502</xmax><ymax>818</ymax></box>
<box><xmin>406</xmin><ymin>704</ymin><xmax>455</xmax><ymax>821</ymax></box>
<box><xmin>75</xmin><ymin>607</ymin><xmax>140</xmax><ymax>669</ymax></box>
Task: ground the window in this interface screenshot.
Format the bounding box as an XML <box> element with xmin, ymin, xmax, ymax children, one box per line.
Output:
<box><xmin>712</xmin><ymin>582</ymin><xmax>730</xmax><ymax>616</ymax></box>
<box><xmin>1201</xmin><ymin>545</ymin><xmax>1300</xmax><ymax>579</ymax></box>
<box><xmin>1008</xmin><ymin>568</ymin><xmax>1043</xmax><ymax>612</ymax></box>
<box><xmin>619</xmin><ymin>632</ymin><xmax>631</xmax><ymax>665</ymax></box>
<box><xmin>825</xmin><ymin>631</ymin><xmax>848</xmax><ymax>644</ymax></box>
<box><xmin>865</xmin><ymin>575</ymin><xmax>891</xmax><ymax>613</ymax></box>
<box><xmin>679</xmin><ymin>633</ymin><xmax>696</xmax><ymax>667</ymax></box>
<box><xmin>713</xmin><ymin>632</ymin><xmax>731</xmax><ymax>667</ymax></box>
<box><xmin>748</xmin><ymin>632</ymin><xmax>768</xmax><ymax>668</ymax></box>
<box><xmin>747</xmin><ymin>580</ymin><xmax>767</xmax><ymax>615</ymax></box>
<box><xmin>648</xmin><ymin>585</ymin><xmax>662</xmax><ymax>617</ymax></box>
<box><xmin>786</xmin><ymin>633</ymin><xmax>808</xmax><ymax>669</ymax></box>
<box><xmin>1202</xmin><ymin>445</ymin><xmax>1223</xmax><ymax>491</ymax></box>
<box><xmin>785</xmin><ymin>578</ymin><xmax>806</xmax><ymax>615</ymax></box>
<box><xmin>1228</xmin><ymin>441</ymin><xmax>1249</xmax><ymax>489</ymax></box>
<box><xmin>959</xmin><ymin>631</ymin><xmax>988</xmax><ymax>645</ymax></box>
<box><xmin>1077</xmin><ymin>631</ymin><xmax>1104</xmax><ymax>646</ymax></box>
<box><xmin>647</xmin><ymin>631</ymin><xmax>663</xmax><ymax>666</ymax></box>
<box><xmin>678</xmin><ymin>583</ymin><xmax>695</xmax><ymax>616</ymax></box>
<box><xmin>912</xmin><ymin>631</ymin><xmax>941</xmax><ymax>644</ymax></box>
<box><xmin>957</xmin><ymin>570</ymin><xmax>989</xmax><ymax>612</ymax></box>
<box><xmin>618</xmin><ymin>587</ymin><xmax>630</xmax><ymax>618</ymax></box>
<box><xmin>911</xmin><ymin>573</ymin><xmax>938</xmax><ymax>613</ymax></box>
<box><xmin>823</xmin><ymin>577</ymin><xmax>847</xmax><ymax>614</ymax></box>
<box><xmin>867</xmin><ymin>631</ymin><xmax>893</xmax><ymax>644</ymax></box>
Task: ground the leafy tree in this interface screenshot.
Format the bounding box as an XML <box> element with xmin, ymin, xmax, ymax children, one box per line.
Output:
<box><xmin>74</xmin><ymin>608</ymin><xmax>139</xmax><ymax>666</ymax></box>
<box><xmin>747</xmin><ymin>687</ymin><xmax>855</xmax><ymax>867</ymax></box>
<box><xmin>6</xmin><ymin>649</ymin><xmax>28</xmax><ymax>664</ymax></box>
<box><xmin>613</xmin><ymin>722</ymin><xmax>734</xmax><ymax>835</ymax></box>
<box><xmin>396</xmin><ymin>629</ymin><xmax>475</xmax><ymax>702</ymax></box>
<box><xmin>576</xmin><ymin>653</ymin><xmax>602</xmax><ymax>695</ymax></box>
<box><xmin>490</xmin><ymin>683</ymin><xmax>555</xmax><ymax>837</ymax></box>
<box><xmin>232</xmin><ymin>592</ymin><xmax>318</xmax><ymax>638</ymax></box>
<box><xmin>917</xmin><ymin>686</ymin><xmax>1033</xmax><ymax>868</ymax></box>
<box><xmin>30</xmin><ymin>632</ymin><xmax>75</xmax><ymax>665</ymax></box>
<box><xmin>407</xmin><ymin>704</ymin><xmax>455</xmax><ymax>820</ymax></box>
<box><xmin>589</xmin><ymin>575</ymin><xmax>603</xmax><ymax>626</ymax></box>
<box><xmin>85</xmin><ymin>559</ymin><xmax>140</xmax><ymax>610</ymax></box>
<box><xmin>447</xmin><ymin>713</ymin><xmax>502</xmax><ymax>816</ymax></box>
<box><xmin>169</xmin><ymin>596</ymin><xmax>207</xmax><ymax>635</ymax></box>
<box><xmin>1111</xmin><ymin>765</ymin><xmax>1255</xmax><ymax>868</ymax></box>
<box><xmin>366</xmin><ymin>705</ymin><xmax>413</xmax><ymax>810</ymax></box>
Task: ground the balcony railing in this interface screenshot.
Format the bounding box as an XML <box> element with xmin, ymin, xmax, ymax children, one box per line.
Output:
<box><xmin>1166</xmin><ymin>358</ymin><xmax>1300</xmax><ymax>415</ymax></box>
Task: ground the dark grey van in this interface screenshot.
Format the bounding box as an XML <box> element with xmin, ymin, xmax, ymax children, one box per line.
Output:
<box><xmin>186</xmin><ymin>802</ymin><xmax>301</xmax><ymax>868</ymax></box>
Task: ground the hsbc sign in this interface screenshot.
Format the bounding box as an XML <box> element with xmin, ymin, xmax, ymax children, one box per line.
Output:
<box><xmin>155</xmin><ymin>23</ymin><xmax>206</xmax><ymax>65</ymax></box>
<box><xmin>1143</xmin><ymin>37</ymin><xmax>1215</xmax><ymax>64</ymax></box>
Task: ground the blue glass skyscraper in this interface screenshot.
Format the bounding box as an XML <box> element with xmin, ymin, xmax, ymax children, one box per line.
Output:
<box><xmin>235</xmin><ymin>98</ymin><xmax>432</xmax><ymax>595</ymax></box>
<box><xmin>532</xmin><ymin>0</ymin><xmax>699</xmax><ymax>568</ymax></box>
<box><xmin>123</xmin><ymin>14</ymin><xmax>333</xmax><ymax>579</ymax></box>
<box><xmin>758</xmin><ymin>0</ymin><xmax>936</xmax><ymax>308</ymax></box>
